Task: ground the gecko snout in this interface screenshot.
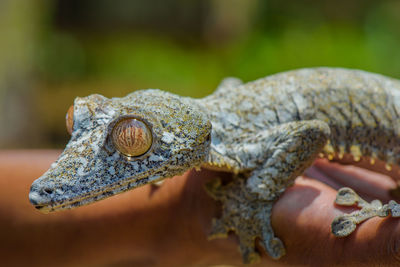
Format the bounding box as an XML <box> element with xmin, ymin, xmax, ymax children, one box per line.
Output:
<box><xmin>29</xmin><ymin>182</ymin><xmax>56</xmax><ymax>212</ymax></box>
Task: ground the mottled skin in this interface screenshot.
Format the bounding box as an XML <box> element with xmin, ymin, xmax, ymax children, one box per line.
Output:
<box><xmin>29</xmin><ymin>68</ymin><xmax>400</xmax><ymax>263</ymax></box>
<box><xmin>331</xmin><ymin>187</ymin><xmax>400</xmax><ymax>238</ymax></box>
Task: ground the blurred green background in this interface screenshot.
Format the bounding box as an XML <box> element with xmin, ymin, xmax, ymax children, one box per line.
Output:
<box><xmin>1</xmin><ymin>0</ymin><xmax>400</xmax><ymax>148</ymax></box>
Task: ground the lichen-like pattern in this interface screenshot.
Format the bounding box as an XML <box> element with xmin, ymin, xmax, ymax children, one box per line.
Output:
<box><xmin>206</xmin><ymin>177</ymin><xmax>286</xmax><ymax>263</ymax></box>
<box><xmin>29</xmin><ymin>68</ymin><xmax>400</xmax><ymax>263</ymax></box>
<box><xmin>29</xmin><ymin>91</ymin><xmax>211</xmax><ymax>212</ymax></box>
<box><xmin>332</xmin><ymin>187</ymin><xmax>400</xmax><ymax>237</ymax></box>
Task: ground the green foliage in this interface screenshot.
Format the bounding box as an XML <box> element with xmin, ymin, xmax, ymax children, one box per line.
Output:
<box><xmin>32</xmin><ymin>0</ymin><xmax>400</xmax><ymax>146</ymax></box>
<box><xmin>38</xmin><ymin>21</ymin><xmax>400</xmax><ymax>98</ymax></box>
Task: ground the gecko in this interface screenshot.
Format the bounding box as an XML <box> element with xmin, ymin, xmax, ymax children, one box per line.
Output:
<box><xmin>29</xmin><ymin>67</ymin><xmax>400</xmax><ymax>263</ymax></box>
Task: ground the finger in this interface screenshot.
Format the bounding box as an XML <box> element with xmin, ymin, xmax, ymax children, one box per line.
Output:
<box><xmin>309</xmin><ymin>159</ymin><xmax>396</xmax><ymax>202</ymax></box>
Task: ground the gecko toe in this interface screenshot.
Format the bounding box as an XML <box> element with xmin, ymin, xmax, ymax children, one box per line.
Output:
<box><xmin>263</xmin><ymin>237</ymin><xmax>286</xmax><ymax>260</ymax></box>
<box><xmin>331</xmin><ymin>215</ymin><xmax>357</xmax><ymax>237</ymax></box>
<box><xmin>335</xmin><ymin>187</ymin><xmax>360</xmax><ymax>206</ymax></box>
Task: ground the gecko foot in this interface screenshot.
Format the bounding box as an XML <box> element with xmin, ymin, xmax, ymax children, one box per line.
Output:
<box><xmin>205</xmin><ymin>176</ymin><xmax>286</xmax><ymax>263</ymax></box>
<box><xmin>331</xmin><ymin>187</ymin><xmax>400</xmax><ymax>237</ymax></box>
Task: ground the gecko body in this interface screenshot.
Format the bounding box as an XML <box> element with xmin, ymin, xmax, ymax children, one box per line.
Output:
<box><xmin>29</xmin><ymin>68</ymin><xmax>400</xmax><ymax>263</ymax></box>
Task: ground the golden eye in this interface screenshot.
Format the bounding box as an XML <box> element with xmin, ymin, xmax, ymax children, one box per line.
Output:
<box><xmin>112</xmin><ymin>118</ymin><xmax>153</xmax><ymax>157</ymax></box>
<box><xmin>66</xmin><ymin>105</ymin><xmax>74</xmax><ymax>135</ymax></box>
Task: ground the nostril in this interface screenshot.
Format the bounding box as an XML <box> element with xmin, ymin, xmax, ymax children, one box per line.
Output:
<box><xmin>44</xmin><ymin>188</ymin><xmax>53</xmax><ymax>195</ymax></box>
<box><xmin>29</xmin><ymin>182</ymin><xmax>54</xmax><ymax>208</ymax></box>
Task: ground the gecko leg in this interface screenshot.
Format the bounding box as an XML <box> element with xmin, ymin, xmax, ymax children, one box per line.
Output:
<box><xmin>206</xmin><ymin>176</ymin><xmax>282</xmax><ymax>263</ymax></box>
<box><xmin>331</xmin><ymin>187</ymin><xmax>400</xmax><ymax>237</ymax></box>
<box><xmin>246</xmin><ymin>120</ymin><xmax>331</xmax><ymax>201</ymax></box>
<box><xmin>207</xmin><ymin>120</ymin><xmax>330</xmax><ymax>262</ymax></box>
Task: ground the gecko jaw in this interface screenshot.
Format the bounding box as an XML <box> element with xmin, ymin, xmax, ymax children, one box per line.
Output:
<box><xmin>29</xmin><ymin>145</ymin><xmax>209</xmax><ymax>213</ymax></box>
<box><xmin>29</xmin><ymin>154</ymin><xmax>175</xmax><ymax>213</ymax></box>
<box><xmin>29</xmin><ymin>148</ymin><xmax>207</xmax><ymax>213</ymax></box>
<box><xmin>29</xmin><ymin>172</ymin><xmax>166</xmax><ymax>213</ymax></box>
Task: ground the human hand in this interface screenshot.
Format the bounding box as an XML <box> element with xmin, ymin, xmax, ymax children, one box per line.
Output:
<box><xmin>272</xmin><ymin>158</ymin><xmax>400</xmax><ymax>266</ymax></box>
<box><xmin>2</xmin><ymin>151</ymin><xmax>400</xmax><ymax>266</ymax></box>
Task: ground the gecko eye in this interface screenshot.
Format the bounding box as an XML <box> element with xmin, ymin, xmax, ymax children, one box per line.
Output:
<box><xmin>66</xmin><ymin>105</ymin><xmax>74</xmax><ymax>135</ymax></box>
<box><xmin>111</xmin><ymin>117</ymin><xmax>153</xmax><ymax>157</ymax></box>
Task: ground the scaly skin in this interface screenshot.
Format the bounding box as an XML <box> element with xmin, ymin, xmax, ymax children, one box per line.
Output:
<box><xmin>29</xmin><ymin>67</ymin><xmax>400</xmax><ymax>263</ymax></box>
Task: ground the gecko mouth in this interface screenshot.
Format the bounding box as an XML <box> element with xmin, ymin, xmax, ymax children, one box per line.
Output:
<box><xmin>30</xmin><ymin>143</ymin><xmax>208</xmax><ymax>213</ymax></box>
<box><xmin>34</xmin><ymin>205</ymin><xmax>45</xmax><ymax>210</ymax></box>
<box><xmin>31</xmin><ymin>178</ymin><xmax>148</xmax><ymax>213</ymax></box>
<box><xmin>29</xmin><ymin>164</ymin><xmax>172</xmax><ymax>213</ymax></box>
<box><xmin>31</xmin><ymin>184</ymin><xmax>136</xmax><ymax>213</ymax></box>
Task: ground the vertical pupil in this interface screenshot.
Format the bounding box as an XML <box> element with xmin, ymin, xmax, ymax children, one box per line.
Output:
<box><xmin>112</xmin><ymin>118</ymin><xmax>152</xmax><ymax>157</ymax></box>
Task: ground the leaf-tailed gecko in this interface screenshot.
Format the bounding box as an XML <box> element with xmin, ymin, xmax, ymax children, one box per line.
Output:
<box><xmin>29</xmin><ymin>68</ymin><xmax>400</xmax><ymax>263</ymax></box>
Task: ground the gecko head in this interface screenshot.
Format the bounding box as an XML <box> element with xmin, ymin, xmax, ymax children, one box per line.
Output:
<box><xmin>29</xmin><ymin>89</ymin><xmax>211</xmax><ymax>213</ymax></box>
